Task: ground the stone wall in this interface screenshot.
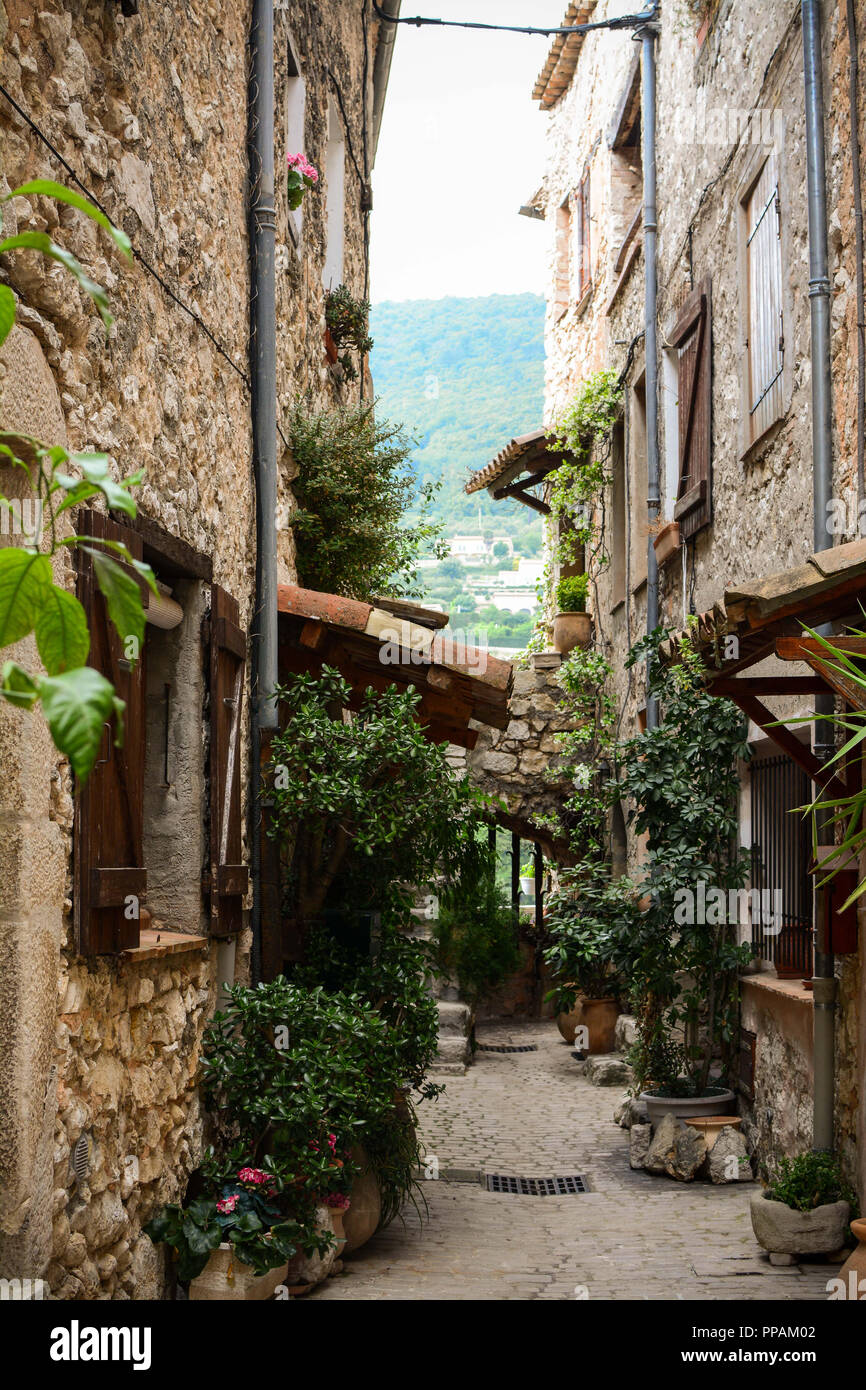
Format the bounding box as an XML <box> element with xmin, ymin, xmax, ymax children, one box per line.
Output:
<box><xmin>739</xmin><ymin>977</ymin><xmax>814</xmax><ymax>1176</ymax></box>
<box><xmin>0</xmin><ymin>0</ymin><xmax>381</xmax><ymax>1295</ymax></box>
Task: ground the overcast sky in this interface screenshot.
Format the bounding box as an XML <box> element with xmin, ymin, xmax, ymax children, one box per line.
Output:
<box><xmin>370</xmin><ymin>1</ymin><xmax>566</xmax><ymax>304</ymax></box>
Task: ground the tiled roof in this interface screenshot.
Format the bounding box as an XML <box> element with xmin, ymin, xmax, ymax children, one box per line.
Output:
<box><xmin>464</xmin><ymin>429</ymin><xmax>548</xmax><ymax>495</ymax></box>
<box><xmin>532</xmin><ymin>2</ymin><xmax>598</xmax><ymax>109</ymax></box>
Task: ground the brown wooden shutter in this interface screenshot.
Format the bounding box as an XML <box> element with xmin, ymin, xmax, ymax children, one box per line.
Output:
<box><xmin>74</xmin><ymin>510</ymin><xmax>147</xmax><ymax>954</ymax></box>
<box><xmin>207</xmin><ymin>583</ymin><xmax>248</xmax><ymax>936</ymax></box>
<box><xmin>672</xmin><ymin>275</ymin><xmax>712</xmax><ymax>539</ymax></box>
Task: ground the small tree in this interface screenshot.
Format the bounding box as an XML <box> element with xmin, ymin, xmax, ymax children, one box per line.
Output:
<box><xmin>288</xmin><ymin>399</ymin><xmax>446</xmax><ymax>601</ymax></box>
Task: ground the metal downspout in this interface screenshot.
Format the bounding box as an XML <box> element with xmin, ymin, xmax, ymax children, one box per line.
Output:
<box><xmin>639</xmin><ymin>15</ymin><xmax>660</xmax><ymax>729</ymax></box>
<box><xmin>802</xmin><ymin>0</ymin><xmax>836</xmax><ymax>1153</ymax></box>
<box><xmin>249</xmin><ymin>0</ymin><xmax>278</xmax><ymax>985</ymax></box>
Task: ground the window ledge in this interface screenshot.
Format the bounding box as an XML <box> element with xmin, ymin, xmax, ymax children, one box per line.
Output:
<box><xmin>121</xmin><ymin>928</ymin><xmax>209</xmax><ymax>962</ymax></box>
<box><xmin>574</xmin><ymin>283</ymin><xmax>594</xmax><ymax>319</ymax></box>
<box><xmin>739</xmin><ymin>972</ymin><xmax>813</xmax><ymax>1007</ymax></box>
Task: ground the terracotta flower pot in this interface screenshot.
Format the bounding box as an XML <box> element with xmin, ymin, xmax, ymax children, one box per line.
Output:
<box><xmin>684</xmin><ymin>1115</ymin><xmax>743</xmax><ymax>1150</ymax></box>
<box><xmin>580</xmin><ymin>997</ymin><xmax>619</xmax><ymax>1054</ymax></box>
<box><xmin>835</xmin><ymin>1217</ymin><xmax>866</xmax><ymax>1299</ymax></box>
<box><xmin>556</xmin><ymin>988</ymin><xmax>583</xmax><ymax>1044</ymax></box>
<box><xmin>553</xmin><ymin>610</ymin><xmax>592</xmax><ymax>656</ymax></box>
<box><xmin>343</xmin><ymin>1145</ymin><xmax>381</xmax><ymax>1254</ymax></box>
<box><xmin>188</xmin><ymin>1243</ymin><xmax>288</xmax><ymax>1301</ymax></box>
<box><xmin>324</xmin><ymin>326</ymin><xmax>339</xmax><ymax>365</ymax></box>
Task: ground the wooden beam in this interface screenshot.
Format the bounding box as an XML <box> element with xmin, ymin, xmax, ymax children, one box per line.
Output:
<box><xmin>733</xmin><ymin>692</ymin><xmax>849</xmax><ymax>802</ymax></box>
<box><xmin>709</xmin><ymin>675</ymin><xmax>829</xmax><ymax>696</ymax></box>
<box><xmin>776</xmin><ymin>636</ymin><xmax>866</xmax><ymax>711</ymax></box>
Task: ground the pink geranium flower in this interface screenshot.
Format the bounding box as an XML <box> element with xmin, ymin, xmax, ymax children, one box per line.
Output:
<box><xmin>217</xmin><ymin>1195</ymin><xmax>239</xmax><ymax>1214</ymax></box>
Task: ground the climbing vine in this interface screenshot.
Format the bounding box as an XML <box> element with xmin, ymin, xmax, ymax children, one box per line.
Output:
<box><xmin>548</xmin><ymin>369</ymin><xmax>621</xmax><ymax>567</ymax></box>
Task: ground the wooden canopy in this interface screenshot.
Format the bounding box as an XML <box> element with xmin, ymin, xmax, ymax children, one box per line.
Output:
<box><xmin>660</xmin><ymin>537</ymin><xmax>866</xmax><ymax>800</ymax></box>
<box><xmin>464</xmin><ymin>428</ymin><xmax>574</xmax><ymax>515</ymax></box>
<box><xmin>277</xmin><ymin>585</ymin><xmax>513</xmax><ymax>750</ymax></box>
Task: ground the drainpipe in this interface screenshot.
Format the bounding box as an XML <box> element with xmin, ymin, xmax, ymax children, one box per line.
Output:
<box><xmin>802</xmin><ymin>0</ymin><xmax>836</xmax><ymax>1154</ymax></box>
<box><xmin>249</xmin><ymin>0</ymin><xmax>278</xmax><ymax>985</ymax></box>
<box><xmin>639</xmin><ymin>14</ymin><xmax>660</xmax><ymax>729</ymax></box>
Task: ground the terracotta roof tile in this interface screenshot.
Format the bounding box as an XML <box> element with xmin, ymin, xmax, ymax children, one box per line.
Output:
<box><xmin>532</xmin><ymin>2</ymin><xmax>598</xmax><ymax>109</ymax></box>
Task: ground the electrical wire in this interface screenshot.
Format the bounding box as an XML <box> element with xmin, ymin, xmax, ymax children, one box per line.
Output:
<box><xmin>371</xmin><ymin>1</ymin><xmax>658</xmax><ymax>38</ymax></box>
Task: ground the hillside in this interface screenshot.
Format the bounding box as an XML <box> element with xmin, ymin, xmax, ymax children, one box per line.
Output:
<box><xmin>369</xmin><ymin>293</ymin><xmax>546</xmax><ymax>553</ymax></box>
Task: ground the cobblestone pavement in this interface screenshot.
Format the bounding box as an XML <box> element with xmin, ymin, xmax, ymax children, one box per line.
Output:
<box><xmin>313</xmin><ymin>1020</ymin><xmax>834</xmax><ymax>1302</ymax></box>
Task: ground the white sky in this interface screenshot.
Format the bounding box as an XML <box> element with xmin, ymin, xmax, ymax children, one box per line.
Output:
<box><xmin>370</xmin><ymin>1</ymin><xmax>566</xmax><ymax>303</ymax></box>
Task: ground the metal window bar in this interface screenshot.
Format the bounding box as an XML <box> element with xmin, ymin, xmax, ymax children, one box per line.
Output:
<box><xmin>750</xmin><ymin>753</ymin><xmax>813</xmax><ymax>977</ymax></box>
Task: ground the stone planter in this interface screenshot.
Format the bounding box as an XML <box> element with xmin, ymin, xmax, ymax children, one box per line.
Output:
<box><xmin>749</xmin><ymin>1190</ymin><xmax>850</xmax><ymax>1260</ymax></box>
<box><xmin>343</xmin><ymin>1146</ymin><xmax>382</xmax><ymax>1254</ymax></box>
<box><xmin>553</xmin><ymin>610</ymin><xmax>591</xmax><ymax>655</ymax></box>
<box><xmin>284</xmin><ymin>1205</ymin><xmax>337</xmax><ymax>1295</ymax></box>
<box><xmin>640</xmin><ymin>1087</ymin><xmax>736</xmax><ymax>1126</ymax></box>
<box><xmin>188</xmin><ymin>1244</ymin><xmax>288</xmax><ymax>1301</ymax></box>
<box><xmin>581</xmin><ymin>997</ymin><xmax>619</xmax><ymax>1054</ymax></box>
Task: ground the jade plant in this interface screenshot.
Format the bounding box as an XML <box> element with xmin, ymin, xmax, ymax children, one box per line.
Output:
<box><xmin>325</xmin><ymin>282</ymin><xmax>373</xmax><ymax>381</ymax></box>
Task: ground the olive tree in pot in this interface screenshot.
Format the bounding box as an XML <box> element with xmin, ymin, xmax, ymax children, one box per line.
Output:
<box><xmin>603</xmin><ymin>626</ymin><xmax>753</xmax><ymax>1118</ymax></box>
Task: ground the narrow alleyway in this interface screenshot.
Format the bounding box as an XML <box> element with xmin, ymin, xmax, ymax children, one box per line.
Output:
<box><xmin>314</xmin><ymin>1021</ymin><xmax>833</xmax><ymax>1302</ymax></box>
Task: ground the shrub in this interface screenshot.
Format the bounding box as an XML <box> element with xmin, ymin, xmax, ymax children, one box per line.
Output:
<box><xmin>555</xmin><ymin>573</ymin><xmax>589</xmax><ymax>613</ymax></box>
<box><xmin>766</xmin><ymin>1153</ymin><xmax>858</xmax><ymax>1214</ymax></box>
<box><xmin>288</xmin><ymin>398</ymin><xmax>446</xmax><ymax>600</ymax></box>
<box><xmin>434</xmin><ymin>870</ymin><xmax>521</xmax><ymax>1006</ymax></box>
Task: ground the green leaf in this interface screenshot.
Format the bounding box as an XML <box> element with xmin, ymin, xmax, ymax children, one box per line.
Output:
<box><xmin>0</xmin><ymin>283</ymin><xmax>15</xmax><ymax>346</ymax></box>
<box><xmin>34</xmin><ymin>584</ymin><xmax>90</xmax><ymax>675</ymax></box>
<box><xmin>68</xmin><ymin>454</ymin><xmax>138</xmax><ymax>518</ymax></box>
<box><xmin>38</xmin><ymin>665</ymin><xmax>120</xmax><ymax>779</ymax></box>
<box><xmin>0</xmin><ymin>659</ymin><xmax>39</xmax><ymax>708</ymax></box>
<box><xmin>0</xmin><ymin>548</ymin><xmax>52</xmax><ymax>646</ymax></box>
<box><xmin>7</xmin><ymin>179</ymin><xmax>133</xmax><ymax>261</ymax></box>
<box><xmin>0</xmin><ymin>232</ymin><xmax>112</xmax><ymax>331</ymax></box>
<box><xmin>90</xmin><ymin>549</ymin><xmax>146</xmax><ymax>653</ymax></box>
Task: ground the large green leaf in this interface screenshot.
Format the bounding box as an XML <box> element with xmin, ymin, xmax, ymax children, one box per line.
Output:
<box><xmin>0</xmin><ymin>548</ymin><xmax>52</xmax><ymax>646</ymax></box>
<box><xmin>0</xmin><ymin>659</ymin><xmax>39</xmax><ymax>709</ymax></box>
<box><xmin>90</xmin><ymin>549</ymin><xmax>146</xmax><ymax>654</ymax></box>
<box><xmin>38</xmin><ymin>665</ymin><xmax>120</xmax><ymax>780</ymax></box>
<box><xmin>7</xmin><ymin>179</ymin><xmax>133</xmax><ymax>261</ymax></box>
<box><xmin>34</xmin><ymin>584</ymin><xmax>90</xmax><ymax>674</ymax></box>
<box><xmin>0</xmin><ymin>284</ymin><xmax>15</xmax><ymax>346</ymax></box>
<box><xmin>0</xmin><ymin>231</ymin><xmax>112</xmax><ymax>331</ymax></box>
<box><xmin>68</xmin><ymin>454</ymin><xmax>138</xmax><ymax>518</ymax></box>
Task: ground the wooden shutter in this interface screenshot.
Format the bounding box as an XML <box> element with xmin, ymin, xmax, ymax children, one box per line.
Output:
<box><xmin>74</xmin><ymin>510</ymin><xmax>147</xmax><ymax>954</ymax></box>
<box><xmin>207</xmin><ymin>584</ymin><xmax>248</xmax><ymax>936</ymax></box>
<box><xmin>672</xmin><ymin>276</ymin><xmax>712</xmax><ymax>539</ymax></box>
<box><xmin>745</xmin><ymin>150</ymin><xmax>784</xmax><ymax>445</ymax></box>
<box><xmin>576</xmin><ymin>169</ymin><xmax>591</xmax><ymax>298</ymax></box>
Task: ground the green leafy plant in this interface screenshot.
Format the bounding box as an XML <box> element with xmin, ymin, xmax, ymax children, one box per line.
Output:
<box><xmin>434</xmin><ymin>869</ymin><xmax>521</xmax><ymax>1007</ymax></box>
<box><xmin>325</xmin><ymin>283</ymin><xmax>374</xmax><ymax>382</ymax></box>
<box><xmin>0</xmin><ymin>180</ymin><xmax>153</xmax><ymax>777</ymax></box>
<box><xmin>288</xmin><ymin>399</ymin><xmax>447</xmax><ymax>600</ymax></box>
<box><xmin>543</xmin><ymin>861</ymin><xmax>632</xmax><ymax>1008</ymax></box>
<box><xmin>765</xmin><ymin>1152</ymin><xmax>858</xmax><ymax>1215</ymax></box>
<box><xmin>548</xmin><ymin>369</ymin><xmax>621</xmax><ymax>567</ymax></box>
<box><xmin>520</xmin><ymin>860</ymin><xmax>535</xmax><ymax>878</ymax></box>
<box><xmin>555</xmin><ymin>573</ymin><xmax>589</xmax><ymax>613</ymax></box>
<box><xmin>285</xmin><ymin>152</ymin><xmax>319</xmax><ymax>211</ymax></box>
<box><xmin>267</xmin><ymin>666</ymin><xmax>493</xmax><ymax>930</ymax></box>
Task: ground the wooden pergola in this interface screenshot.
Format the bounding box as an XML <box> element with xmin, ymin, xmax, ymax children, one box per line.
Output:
<box><xmin>464</xmin><ymin>428</ymin><xmax>573</xmax><ymax>515</ymax></box>
<box><xmin>659</xmin><ymin>537</ymin><xmax>866</xmax><ymax>801</ymax></box>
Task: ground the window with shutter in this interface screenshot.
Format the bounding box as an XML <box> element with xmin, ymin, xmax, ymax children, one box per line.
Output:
<box><xmin>74</xmin><ymin>510</ymin><xmax>147</xmax><ymax>954</ymax></box>
<box><xmin>743</xmin><ymin>150</ymin><xmax>784</xmax><ymax>446</ymax></box>
<box><xmin>670</xmin><ymin>276</ymin><xmax>712</xmax><ymax>539</ymax></box>
<box><xmin>207</xmin><ymin>584</ymin><xmax>249</xmax><ymax>936</ymax></box>
<box><xmin>575</xmin><ymin>169</ymin><xmax>592</xmax><ymax>300</ymax></box>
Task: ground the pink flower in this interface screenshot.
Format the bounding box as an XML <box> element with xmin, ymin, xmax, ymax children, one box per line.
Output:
<box><xmin>237</xmin><ymin>1167</ymin><xmax>270</xmax><ymax>1185</ymax></box>
<box><xmin>286</xmin><ymin>152</ymin><xmax>319</xmax><ymax>183</ymax></box>
<box><xmin>217</xmin><ymin>1195</ymin><xmax>239</xmax><ymax>1214</ymax></box>
<box><xmin>324</xmin><ymin>1193</ymin><xmax>350</xmax><ymax>1210</ymax></box>
<box><xmin>327</xmin><ymin>1133</ymin><xmax>337</xmax><ymax>1152</ymax></box>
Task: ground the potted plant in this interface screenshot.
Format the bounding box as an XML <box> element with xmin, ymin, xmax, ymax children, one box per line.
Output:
<box><xmin>519</xmin><ymin>860</ymin><xmax>536</xmax><ymax>897</ymax></box>
<box><xmin>324</xmin><ymin>283</ymin><xmax>373</xmax><ymax>382</ymax></box>
<box><xmin>750</xmin><ymin>1152</ymin><xmax>857</xmax><ymax>1262</ymax></box>
<box><xmin>286</xmin><ymin>151</ymin><xmax>318</xmax><ymax>210</ymax></box>
<box><xmin>543</xmin><ymin>881</ymin><xmax>624</xmax><ymax>1054</ymax></box>
<box><xmin>144</xmin><ymin>1160</ymin><xmax>334</xmax><ymax>1301</ymax></box>
<box><xmin>553</xmin><ymin>574</ymin><xmax>591</xmax><ymax>655</ymax></box>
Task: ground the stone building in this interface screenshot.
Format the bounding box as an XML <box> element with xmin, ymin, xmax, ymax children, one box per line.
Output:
<box><xmin>0</xmin><ymin>0</ymin><xmax>400</xmax><ymax>1298</ymax></box>
<box><xmin>470</xmin><ymin>0</ymin><xmax>866</xmax><ymax>1201</ymax></box>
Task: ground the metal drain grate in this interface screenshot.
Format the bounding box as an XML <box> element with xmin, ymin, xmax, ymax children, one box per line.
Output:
<box><xmin>476</xmin><ymin>1043</ymin><xmax>538</xmax><ymax>1053</ymax></box>
<box><xmin>485</xmin><ymin>1174</ymin><xmax>589</xmax><ymax>1196</ymax></box>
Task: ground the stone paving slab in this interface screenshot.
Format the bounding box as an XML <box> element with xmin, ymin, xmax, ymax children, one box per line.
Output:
<box><xmin>312</xmin><ymin>1020</ymin><xmax>834</xmax><ymax>1302</ymax></box>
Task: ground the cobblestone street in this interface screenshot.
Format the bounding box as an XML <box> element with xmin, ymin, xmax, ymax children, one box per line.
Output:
<box><xmin>314</xmin><ymin>1021</ymin><xmax>834</xmax><ymax>1302</ymax></box>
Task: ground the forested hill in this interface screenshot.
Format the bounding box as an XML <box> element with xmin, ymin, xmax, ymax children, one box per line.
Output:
<box><xmin>369</xmin><ymin>293</ymin><xmax>546</xmax><ymax>552</ymax></box>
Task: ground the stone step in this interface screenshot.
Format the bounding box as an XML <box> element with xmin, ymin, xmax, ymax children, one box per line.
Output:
<box><xmin>437</xmin><ymin>1001</ymin><xmax>471</xmax><ymax>1034</ymax></box>
<box><xmin>428</xmin><ymin>1060</ymin><xmax>466</xmax><ymax>1075</ymax></box>
<box><xmin>434</xmin><ymin>1035</ymin><xmax>470</xmax><ymax>1066</ymax></box>
<box><xmin>585</xmin><ymin>1053</ymin><xmax>634</xmax><ymax>1087</ymax></box>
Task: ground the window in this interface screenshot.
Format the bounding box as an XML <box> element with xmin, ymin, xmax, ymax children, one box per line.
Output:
<box><xmin>608</xmin><ymin>57</ymin><xmax>642</xmax><ymax>270</ymax></box>
<box><xmin>554</xmin><ymin>198</ymin><xmax>571</xmax><ymax>320</ymax></box>
<box><xmin>668</xmin><ymin>276</ymin><xmax>712</xmax><ymax>538</ymax></box>
<box><xmin>742</xmin><ymin>149</ymin><xmax>784</xmax><ymax>448</ymax></box>
<box><xmin>749</xmin><ymin>750</ymin><xmax>813</xmax><ymax>979</ymax></box>
<box><xmin>322</xmin><ymin>100</ymin><xmax>345</xmax><ymax>290</ymax></box>
<box><xmin>629</xmin><ymin>375</ymin><xmax>647</xmax><ymax>590</ymax></box>
<box><xmin>285</xmin><ymin>35</ymin><xmax>306</xmax><ymax>248</ymax></box>
<box><xmin>610</xmin><ymin>416</ymin><xmax>626</xmax><ymax>604</ymax></box>
<box><xmin>74</xmin><ymin>514</ymin><xmax>248</xmax><ymax>953</ymax></box>
<box><xmin>574</xmin><ymin>168</ymin><xmax>591</xmax><ymax>301</ymax></box>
